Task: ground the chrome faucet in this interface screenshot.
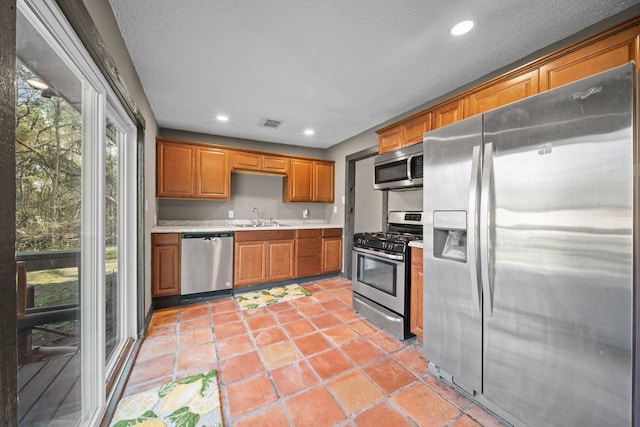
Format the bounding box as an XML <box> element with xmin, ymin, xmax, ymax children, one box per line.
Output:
<box><xmin>251</xmin><ymin>207</ymin><xmax>261</xmax><ymax>225</ymax></box>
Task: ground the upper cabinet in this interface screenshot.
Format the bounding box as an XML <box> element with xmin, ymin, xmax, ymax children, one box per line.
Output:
<box><xmin>379</xmin><ymin>17</ymin><xmax>640</xmax><ymax>152</ymax></box>
<box><xmin>283</xmin><ymin>158</ymin><xmax>335</xmax><ymax>203</ymax></box>
<box><xmin>157</xmin><ymin>139</ymin><xmax>230</xmax><ymax>200</ymax></box>
<box><xmin>377</xmin><ymin>112</ymin><xmax>431</xmax><ymax>154</ymax></box>
<box><xmin>464</xmin><ymin>70</ymin><xmax>539</xmax><ymax>118</ymax></box>
<box><xmin>157</xmin><ymin>137</ymin><xmax>334</xmax><ymax>203</ymax></box>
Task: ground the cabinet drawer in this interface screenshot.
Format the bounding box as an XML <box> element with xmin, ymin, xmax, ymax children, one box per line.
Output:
<box><xmin>322</xmin><ymin>228</ymin><xmax>342</xmax><ymax>238</ymax></box>
<box><xmin>297</xmin><ymin>228</ymin><xmax>322</xmax><ymax>238</ymax></box>
<box><xmin>152</xmin><ymin>233</ymin><xmax>180</xmax><ymax>245</ymax></box>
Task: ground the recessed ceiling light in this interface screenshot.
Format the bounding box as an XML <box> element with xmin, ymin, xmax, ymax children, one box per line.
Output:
<box><xmin>303</xmin><ymin>129</ymin><xmax>315</xmax><ymax>136</ymax></box>
<box><xmin>216</xmin><ymin>115</ymin><xmax>229</xmax><ymax>122</ymax></box>
<box><xmin>451</xmin><ymin>20</ymin><xmax>474</xmax><ymax>36</ymax></box>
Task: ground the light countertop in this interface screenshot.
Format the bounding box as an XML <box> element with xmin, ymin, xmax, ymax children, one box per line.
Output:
<box><xmin>152</xmin><ymin>220</ymin><xmax>343</xmax><ymax>233</ymax></box>
<box><xmin>408</xmin><ymin>240</ymin><xmax>423</xmax><ymax>249</ymax></box>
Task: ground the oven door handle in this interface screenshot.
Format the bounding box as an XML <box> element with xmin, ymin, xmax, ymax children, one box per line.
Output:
<box><xmin>352</xmin><ymin>246</ymin><xmax>404</xmax><ymax>261</ymax></box>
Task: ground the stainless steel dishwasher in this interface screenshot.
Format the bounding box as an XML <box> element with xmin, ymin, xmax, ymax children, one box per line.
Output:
<box><xmin>181</xmin><ymin>232</ymin><xmax>233</xmax><ymax>295</ymax></box>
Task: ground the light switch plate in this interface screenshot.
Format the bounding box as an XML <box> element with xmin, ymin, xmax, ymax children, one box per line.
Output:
<box><xmin>228</xmin><ymin>210</ymin><xmax>234</xmax><ymax>219</ymax></box>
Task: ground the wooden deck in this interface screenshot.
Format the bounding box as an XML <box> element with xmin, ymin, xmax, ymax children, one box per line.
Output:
<box><xmin>18</xmin><ymin>351</ymin><xmax>81</xmax><ymax>425</ymax></box>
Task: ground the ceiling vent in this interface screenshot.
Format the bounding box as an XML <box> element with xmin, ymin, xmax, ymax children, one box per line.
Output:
<box><xmin>261</xmin><ymin>118</ymin><xmax>282</xmax><ymax>129</ymax></box>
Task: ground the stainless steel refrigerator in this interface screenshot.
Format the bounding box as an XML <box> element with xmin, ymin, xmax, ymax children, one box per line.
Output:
<box><xmin>423</xmin><ymin>63</ymin><xmax>637</xmax><ymax>426</ymax></box>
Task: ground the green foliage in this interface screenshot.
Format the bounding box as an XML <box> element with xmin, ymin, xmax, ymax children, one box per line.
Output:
<box><xmin>112</xmin><ymin>410</ymin><xmax>158</xmax><ymax>427</ymax></box>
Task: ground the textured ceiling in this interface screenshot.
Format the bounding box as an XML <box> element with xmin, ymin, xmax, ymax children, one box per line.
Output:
<box><xmin>109</xmin><ymin>0</ymin><xmax>640</xmax><ymax>149</ymax></box>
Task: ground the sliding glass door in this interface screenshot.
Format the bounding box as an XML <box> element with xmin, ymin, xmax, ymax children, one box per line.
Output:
<box><xmin>16</xmin><ymin>1</ymin><xmax>138</xmax><ymax>424</ymax></box>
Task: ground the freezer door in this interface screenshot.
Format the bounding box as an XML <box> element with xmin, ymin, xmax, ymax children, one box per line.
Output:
<box><xmin>423</xmin><ymin>114</ymin><xmax>483</xmax><ymax>393</ymax></box>
<box><xmin>482</xmin><ymin>64</ymin><xmax>634</xmax><ymax>426</ymax></box>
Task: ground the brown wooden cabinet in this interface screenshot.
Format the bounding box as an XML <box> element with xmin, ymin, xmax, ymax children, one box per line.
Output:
<box><xmin>152</xmin><ymin>233</ymin><xmax>181</xmax><ymax>297</ymax></box>
<box><xmin>231</xmin><ymin>151</ymin><xmax>290</xmax><ymax>175</ymax></box>
<box><xmin>539</xmin><ymin>26</ymin><xmax>639</xmax><ymax>91</ymax></box>
<box><xmin>234</xmin><ymin>230</ymin><xmax>296</xmax><ymax>287</ymax></box>
<box><xmin>465</xmin><ymin>70</ymin><xmax>539</xmax><ymax>118</ymax></box>
<box><xmin>432</xmin><ymin>99</ymin><xmax>464</xmax><ymax>129</ymax></box>
<box><xmin>157</xmin><ymin>139</ymin><xmax>230</xmax><ymax>200</ymax></box>
<box><xmin>283</xmin><ymin>159</ymin><xmax>335</xmax><ymax>203</ymax></box>
<box><xmin>410</xmin><ymin>246</ymin><xmax>423</xmax><ymax>341</ymax></box>
<box><xmin>377</xmin><ymin>112</ymin><xmax>431</xmax><ymax>154</ymax></box>
<box><xmin>321</xmin><ymin>228</ymin><xmax>342</xmax><ymax>273</ymax></box>
<box><xmin>157</xmin><ymin>141</ymin><xmax>196</xmax><ymax>198</ymax></box>
<box><xmin>295</xmin><ymin>228</ymin><xmax>322</xmax><ymax>277</ymax></box>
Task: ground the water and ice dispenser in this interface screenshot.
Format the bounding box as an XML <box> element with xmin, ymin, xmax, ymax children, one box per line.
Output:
<box><xmin>433</xmin><ymin>211</ymin><xmax>467</xmax><ymax>262</ymax></box>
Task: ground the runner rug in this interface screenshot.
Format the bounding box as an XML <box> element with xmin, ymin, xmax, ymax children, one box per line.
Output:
<box><xmin>110</xmin><ymin>369</ymin><xmax>222</xmax><ymax>427</ymax></box>
<box><xmin>235</xmin><ymin>283</ymin><xmax>311</xmax><ymax>310</ymax></box>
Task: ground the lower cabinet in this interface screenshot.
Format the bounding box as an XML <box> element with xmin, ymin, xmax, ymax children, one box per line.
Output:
<box><xmin>410</xmin><ymin>246</ymin><xmax>423</xmax><ymax>341</ymax></box>
<box><xmin>234</xmin><ymin>230</ymin><xmax>295</xmax><ymax>288</ymax></box>
<box><xmin>152</xmin><ymin>233</ymin><xmax>181</xmax><ymax>297</ymax></box>
<box><xmin>321</xmin><ymin>228</ymin><xmax>342</xmax><ymax>273</ymax></box>
<box><xmin>295</xmin><ymin>229</ymin><xmax>323</xmax><ymax>277</ymax></box>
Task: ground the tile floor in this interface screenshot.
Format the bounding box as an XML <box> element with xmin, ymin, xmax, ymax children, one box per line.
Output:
<box><xmin>118</xmin><ymin>277</ymin><xmax>506</xmax><ymax>426</ymax></box>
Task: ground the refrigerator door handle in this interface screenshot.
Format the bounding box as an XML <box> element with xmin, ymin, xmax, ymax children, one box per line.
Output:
<box><xmin>480</xmin><ymin>142</ymin><xmax>494</xmax><ymax>316</ymax></box>
<box><xmin>468</xmin><ymin>145</ymin><xmax>482</xmax><ymax>312</ymax></box>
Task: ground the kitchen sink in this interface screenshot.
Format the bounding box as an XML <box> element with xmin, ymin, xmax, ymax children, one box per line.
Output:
<box><xmin>234</xmin><ymin>223</ymin><xmax>290</xmax><ymax>228</ymax></box>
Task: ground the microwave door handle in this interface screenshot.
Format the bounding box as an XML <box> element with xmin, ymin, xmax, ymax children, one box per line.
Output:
<box><xmin>406</xmin><ymin>155</ymin><xmax>414</xmax><ymax>180</ymax></box>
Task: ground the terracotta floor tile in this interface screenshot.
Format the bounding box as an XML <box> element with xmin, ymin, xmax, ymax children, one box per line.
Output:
<box><xmin>423</xmin><ymin>375</ymin><xmax>472</xmax><ymax>410</ymax></box>
<box><xmin>219</xmin><ymin>351</ymin><xmax>264</xmax><ymax>383</ymax></box>
<box><xmin>180</xmin><ymin>304</ymin><xmax>210</xmax><ymax>322</ymax></box>
<box><xmin>297</xmin><ymin>302</ymin><xmax>327</xmax><ymax>317</ymax></box>
<box><xmin>146</xmin><ymin>323</ymin><xmax>177</xmax><ymax>337</ymax></box>
<box><xmin>341</xmin><ymin>339</ymin><xmax>385</xmax><ymax>366</ymax></box>
<box><xmin>293</xmin><ymin>332</ymin><xmax>333</xmax><ymax>357</ymax></box>
<box><xmin>245</xmin><ymin>313</ymin><xmax>278</xmax><ymax>331</ymax></box>
<box><xmin>393</xmin><ymin>382</ymin><xmax>461</xmax><ymax>426</ymax></box>
<box><xmin>179</xmin><ymin>316</ymin><xmax>211</xmax><ymax>333</ymax></box>
<box><xmin>241</xmin><ymin>306</ymin><xmax>271</xmax><ymax>317</ymax></box>
<box><xmin>364</xmin><ymin>357</ymin><xmax>416</xmax><ymax>394</ymax></box>
<box><xmin>308</xmin><ymin>348</ymin><xmax>353</xmax><ymax>381</ymax></box>
<box><xmin>282</xmin><ymin>319</ymin><xmax>316</xmax><ymax>338</ymax></box>
<box><xmin>149</xmin><ymin>309</ymin><xmax>179</xmax><ymax>327</ymax></box>
<box><xmin>328</xmin><ymin>370</ymin><xmax>384</xmax><ymax>415</ymax></box>
<box><xmin>271</xmin><ymin>360</ymin><xmax>319</xmax><ymax>397</ymax></box>
<box><xmin>452</xmin><ymin>414</ymin><xmax>483</xmax><ymax>427</ymax></box>
<box><xmin>177</xmin><ymin>327</ymin><xmax>213</xmax><ymax>349</ymax></box>
<box><xmin>216</xmin><ymin>334</ymin><xmax>255</xmax><ymax>360</ymax></box>
<box><xmin>266</xmin><ymin>300</ymin><xmax>294</xmax><ymax>312</ymax></box>
<box><xmin>465</xmin><ymin>404</ymin><xmax>509</xmax><ymax>427</ymax></box>
<box><xmin>367</xmin><ymin>330</ymin><xmax>407</xmax><ymax>353</ymax></box>
<box><xmin>212</xmin><ymin>310</ymin><xmax>242</xmax><ymax>325</ymax></box>
<box><xmin>127</xmin><ymin>353</ymin><xmax>175</xmax><ymax>385</ymax></box>
<box><xmin>309</xmin><ymin>312</ymin><xmax>342</xmax><ymax>329</ymax></box>
<box><xmin>260</xmin><ymin>341</ymin><xmax>302</xmax><ymax>369</ymax></box>
<box><xmin>311</xmin><ymin>291</ymin><xmax>335</xmax><ymax>302</ymax></box>
<box><xmin>214</xmin><ymin>320</ymin><xmax>247</xmax><ymax>339</ymax></box>
<box><xmin>333</xmin><ymin>307</ymin><xmax>361</xmax><ymax>323</ymax></box>
<box><xmin>349</xmin><ymin>319</ymin><xmax>379</xmax><ymax>336</ymax></box>
<box><xmin>272</xmin><ymin>308</ymin><xmax>303</xmax><ymax>324</ymax></box>
<box><xmin>331</xmin><ymin>288</ymin><xmax>353</xmax><ymax>303</ymax></box>
<box><xmin>226</xmin><ymin>374</ymin><xmax>278</xmax><ymax>418</ymax></box>
<box><xmin>209</xmin><ymin>298</ymin><xmax>237</xmax><ymax>314</ymax></box>
<box><xmin>253</xmin><ymin>326</ymin><xmax>288</xmax><ymax>347</ymax></box>
<box><xmin>391</xmin><ymin>346</ymin><xmax>430</xmax><ymax>377</ymax></box>
<box><xmin>176</xmin><ymin>343</ymin><xmax>216</xmax><ymax>372</ymax></box>
<box><xmin>321</xmin><ymin>298</ymin><xmax>349</xmax><ymax>311</ymax></box>
<box><xmin>123</xmin><ymin>374</ymin><xmax>173</xmax><ymax>397</ymax></box>
<box><xmin>323</xmin><ymin>324</ymin><xmax>360</xmax><ymax>346</ymax></box>
<box><xmin>232</xmin><ymin>405</ymin><xmax>289</xmax><ymax>427</ymax></box>
<box><xmin>354</xmin><ymin>402</ymin><xmax>414</xmax><ymax>427</ymax></box>
<box><xmin>285</xmin><ymin>386</ymin><xmax>346</xmax><ymax>427</ymax></box>
<box><xmin>136</xmin><ymin>334</ymin><xmax>176</xmax><ymax>362</ymax></box>
<box><xmin>175</xmin><ymin>362</ymin><xmax>218</xmax><ymax>381</ymax></box>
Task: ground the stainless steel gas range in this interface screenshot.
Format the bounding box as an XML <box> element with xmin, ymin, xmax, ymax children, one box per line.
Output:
<box><xmin>352</xmin><ymin>211</ymin><xmax>423</xmax><ymax>340</ymax></box>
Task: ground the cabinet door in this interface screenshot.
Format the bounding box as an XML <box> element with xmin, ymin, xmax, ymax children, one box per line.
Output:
<box><xmin>263</xmin><ymin>155</ymin><xmax>289</xmax><ymax>174</ymax></box>
<box><xmin>157</xmin><ymin>142</ymin><xmax>196</xmax><ymax>197</ymax></box>
<box><xmin>231</xmin><ymin>151</ymin><xmax>261</xmax><ymax>171</ymax></box>
<box><xmin>234</xmin><ymin>241</ymin><xmax>267</xmax><ymax>287</ymax></box>
<box><xmin>267</xmin><ymin>240</ymin><xmax>295</xmax><ymax>281</ymax></box>
<box><xmin>284</xmin><ymin>159</ymin><xmax>313</xmax><ymax>202</ymax></box>
<box><xmin>410</xmin><ymin>247</ymin><xmax>423</xmax><ymax>340</ymax></box>
<box><xmin>402</xmin><ymin>112</ymin><xmax>432</xmax><ymax>145</ymax></box>
<box><xmin>377</xmin><ymin>126</ymin><xmax>403</xmax><ymax>154</ymax></box>
<box><xmin>197</xmin><ymin>147</ymin><xmax>230</xmax><ymax>199</ymax></box>
<box><xmin>432</xmin><ymin>99</ymin><xmax>464</xmax><ymax>129</ymax></box>
<box><xmin>152</xmin><ymin>234</ymin><xmax>181</xmax><ymax>297</ymax></box>
<box><xmin>539</xmin><ymin>27</ymin><xmax>638</xmax><ymax>91</ymax></box>
<box><xmin>313</xmin><ymin>161</ymin><xmax>334</xmax><ymax>203</ymax></box>
<box><xmin>465</xmin><ymin>70</ymin><xmax>539</xmax><ymax>117</ymax></box>
<box><xmin>322</xmin><ymin>237</ymin><xmax>342</xmax><ymax>273</ymax></box>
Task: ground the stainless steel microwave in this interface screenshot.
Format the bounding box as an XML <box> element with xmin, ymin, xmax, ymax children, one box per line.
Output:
<box><xmin>373</xmin><ymin>143</ymin><xmax>423</xmax><ymax>190</ymax></box>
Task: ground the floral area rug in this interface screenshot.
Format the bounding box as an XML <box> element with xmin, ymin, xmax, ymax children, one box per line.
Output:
<box><xmin>110</xmin><ymin>369</ymin><xmax>222</xmax><ymax>427</ymax></box>
<box><xmin>235</xmin><ymin>284</ymin><xmax>311</xmax><ymax>310</ymax></box>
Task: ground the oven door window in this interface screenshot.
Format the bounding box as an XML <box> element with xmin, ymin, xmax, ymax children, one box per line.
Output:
<box><xmin>375</xmin><ymin>159</ymin><xmax>409</xmax><ymax>184</ymax></box>
<box><xmin>356</xmin><ymin>254</ymin><xmax>397</xmax><ymax>296</ymax></box>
